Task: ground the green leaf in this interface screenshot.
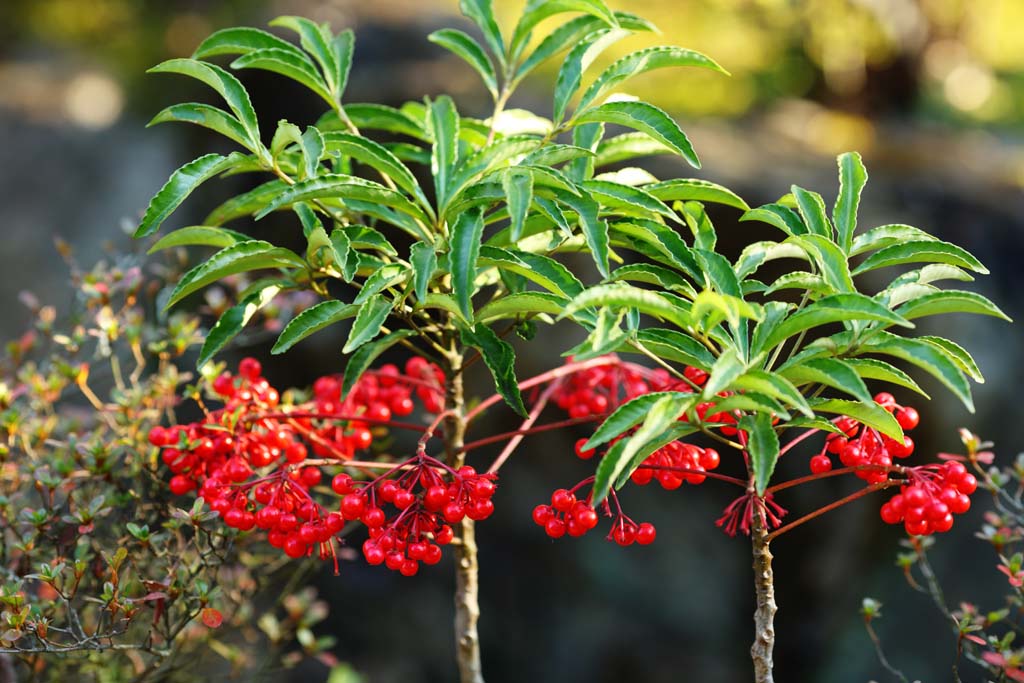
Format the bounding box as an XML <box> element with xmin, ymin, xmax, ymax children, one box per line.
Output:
<box><xmin>479</xmin><ymin>246</ymin><xmax>584</xmax><ymax>298</ymax></box>
<box><xmin>791</xmin><ymin>186</ymin><xmax>833</xmax><ymax>240</ymax></box>
<box><xmin>148</xmin><ymin>103</ymin><xmax>252</xmax><ymax>150</ymax></box>
<box><xmin>759</xmin><ymin>293</ymin><xmax>913</xmax><ymax>353</ymax></box>
<box><xmin>353</xmin><ymin>264</ymin><xmax>408</xmax><ymax>304</ymax></box>
<box><xmin>515</xmin><ymin>15</ymin><xmax>607</xmax><ymax>83</ymax></box>
<box><xmin>332</xmin><ymin>29</ymin><xmax>355</xmax><ymax>101</ymax></box>
<box><xmin>595</xmin><ymin>132</ymin><xmax>672</xmax><ymax>166</ymax></box>
<box><xmin>833</xmin><ymin>152</ymin><xmax>867</xmax><ymax>252</ymax></box>
<box><xmin>343</xmin><ymin>298</ymin><xmax>393</xmax><ymax>354</ymax></box>
<box><xmin>647</xmin><ymin>178</ymin><xmax>749</xmax><ymax>211</ymax></box>
<box><xmin>476</xmin><ymin>292</ymin><xmax>567</xmax><ymax>322</ymax></box>
<box><xmin>322</xmin><ymin>132</ymin><xmax>427</xmax><ymax>208</ymax></box>
<box><xmin>342</xmin><ymin>330</ymin><xmax>417</xmax><ymax>394</ymax></box>
<box><xmin>844</xmin><ymin>358</ymin><xmax>929</xmax><ymax>398</ymax></box>
<box><xmin>231</xmin><ymin>49</ymin><xmax>333</xmax><ymax>107</ymax></box>
<box><xmin>136</xmin><ymin>153</ymin><xmax>244</xmax><ymax>238</ymax></box>
<box><xmin>450</xmin><ymin>208</ymin><xmax>485</xmax><ymax>321</ymax></box>
<box><xmin>592</xmin><ymin>394</ymin><xmax>694</xmax><ymax>504</ymax></box>
<box><xmin>611</xmin><ymin>423</ymin><xmax>699</xmax><ymax>489</ymax></box>
<box><xmin>850</xmin><ymin>224</ymin><xmax>937</xmax><ymax>257</ymax></box>
<box><xmin>556</xmin><ymin>188</ymin><xmax>608</xmax><ymax>277</ymax></box>
<box><xmin>583</xmin><ymin>179</ymin><xmax>675</xmax><ymax>220</ymax></box>
<box><xmin>790</xmin><ymin>234</ymin><xmax>855</xmax><ymax>292</ymax></box>
<box><xmin>584</xmin><ymin>391</ymin><xmax>691</xmax><ymax>450</ymax></box>
<box><xmin>918</xmin><ymin>336</ymin><xmax>983</xmax><ymax>383</ymax></box>
<box><xmin>576</xmin><ymin>101</ymin><xmax>700</xmax><ymax>168</ymax></box>
<box><xmin>853</xmin><ymin>240</ymin><xmax>988</xmax><ymax>276</ymax></box>
<box><xmin>634</xmin><ymin>328</ymin><xmax>715</xmax><ymax>369</ymax></box>
<box><xmin>740</xmin><ymin>203</ymin><xmax>806</xmax><ymax>237</ymax></box>
<box><xmin>429</xmin><ymin>96</ymin><xmax>459</xmax><ymax>209</ymax></box>
<box><xmin>204</xmin><ymin>179</ymin><xmax>287</xmax><ymax>225</ymax></box>
<box><xmin>734</xmin><ymin>241</ymin><xmax>808</xmax><ymax>280</ymax></box>
<box><xmin>553</xmin><ymin>28</ymin><xmax>630</xmax><ymax>123</ymax></box>
<box><xmin>320</xmin><ymin>103</ymin><xmax>428</xmax><ymax>140</ymax></box>
<box><xmin>269</xmin><ymin>17</ymin><xmax>340</xmax><ymax>94</ymax></box>
<box><xmin>894</xmin><ymin>290</ymin><xmax>1010</xmax><ymax>322</ymax></box>
<box><xmin>510</xmin><ymin>0</ymin><xmax>617</xmax><ymax>63</ymax></box>
<box><xmin>741</xmin><ymin>412</ymin><xmax>780</xmax><ymax>495</ymax></box>
<box><xmin>810</xmin><ymin>398</ymin><xmax>904</xmax><ymax>441</ymax></box>
<box><xmin>859</xmin><ymin>331</ymin><xmax>974</xmax><ymax>411</ymax></box>
<box><xmin>576</xmin><ymin>45</ymin><xmax>727</xmax><ymax>114</ymax></box>
<box><xmin>272</xmin><ymin>300</ymin><xmax>358</xmax><ymax>354</ymax></box>
<box><xmin>334</xmin><ymin>224</ymin><xmax>397</xmax><ymax>255</ymax></box>
<box><xmin>193</xmin><ymin>26</ymin><xmax>307</xmax><ymax>60</ymax></box>
<box><xmin>459</xmin><ymin>323</ymin><xmax>527</xmax><ymax>417</ymax></box>
<box><xmin>711</xmin><ymin>392</ymin><xmax>788</xmax><ymax>420</ymax></box>
<box><xmin>702</xmin><ymin>347</ymin><xmax>747</xmax><ymax>398</ymax></box>
<box><xmin>148</xmin><ymin>59</ymin><xmax>261</xmax><ymax>150</ymax></box>
<box><xmin>429</xmin><ymin>29</ymin><xmax>498</xmax><ymax>98</ymax></box>
<box><xmin>166</xmin><ymin>240</ymin><xmax>305</xmax><ymax>308</ymax></box>
<box><xmin>502</xmin><ymin>168</ymin><xmax>533</xmax><ymax>242</ymax></box>
<box><xmin>561</xmin><ymin>284</ymin><xmax>690</xmax><ymax>329</ymax></box>
<box><xmin>780</xmin><ymin>358</ymin><xmax>872</xmax><ymax>404</ymax></box>
<box><xmin>147</xmin><ymin>225</ymin><xmax>248</xmax><ymax>253</ymax></box>
<box><xmin>410</xmin><ymin>242</ymin><xmax>436</xmax><ymax>303</ymax></box>
<box><xmin>459</xmin><ymin>0</ymin><xmax>505</xmax><ymax>64</ymax></box>
<box><xmin>733</xmin><ymin>370</ymin><xmax>813</xmax><ymax>418</ymax></box>
<box><xmin>608</xmin><ymin>219</ymin><xmax>702</xmax><ymax>281</ymax></box>
<box><xmin>609</xmin><ymin>263</ymin><xmax>694</xmax><ymax>295</ymax></box>
<box><xmin>199</xmin><ymin>284</ymin><xmax>282</xmax><ymax>368</ymax></box>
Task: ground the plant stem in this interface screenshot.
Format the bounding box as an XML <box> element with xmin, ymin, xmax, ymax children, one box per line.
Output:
<box><xmin>444</xmin><ymin>345</ymin><xmax>484</xmax><ymax>683</ymax></box>
<box><xmin>750</xmin><ymin>504</ymin><xmax>777</xmax><ymax>683</ymax></box>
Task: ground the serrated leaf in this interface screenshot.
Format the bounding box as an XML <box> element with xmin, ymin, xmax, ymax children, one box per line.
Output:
<box><xmin>834</xmin><ymin>152</ymin><xmax>867</xmax><ymax>251</ymax></box>
<box><xmin>148</xmin><ymin>59</ymin><xmax>261</xmax><ymax>150</ymax></box>
<box><xmin>791</xmin><ymin>233</ymin><xmax>854</xmax><ymax>292</ymax></box>
<box><xmin>148</xmin><ymin>103</ymin><xmax>252</xmax><ymax>150</ymax></box>
<box><xmin>555</xmin><ymin>188</ymin><xmax>608</xmax><ymax>277</ymax></box>
<box><xmin>269</xmin><ymin>16</ymin><xmax>340</xmax><ymax>94</ymax></box>
<box><xmin>740</xmin><ymin>203</ymin><xmax>807</xmax><ymax>237</ymax></box>
<box><xmin>332</xmin><ymin>29</ymin><xmax>355</xmax><ymax>100</ymax></box>
<box><xmin>612</xmin><ymin>423</ymin><xmax>699</xmax><ymax>489</ymax></box>
<box><xmin>702</xmin><ymin>347</ymin><xmax>746</xmax><ymax>398</ymax></box>
<box><xmin>576</xmin><ymin>101</ymin><xmax>699</xmax><ymax>168</ymax></box>
<box><xmin>583</xmin><ymin>179</ymin><xmax>675</xmax><ymax>220</ymax></box>
<box><xmin>479</xmin><ymin>246</ymin><xmax>584</xmax><ymax>298</ymax></box>
<box><xmin>592</xmin><ymin>393</ymin><xmax>693</xmax><ymax>504</ymax></box>
<box><xmin>779</xmin><ymin>358</ymin><xmax>872</xmax><ymax>404</ymax></box>
<box><xmin>894</xmin><ymin>290</ymin><xmax>1010</xmax><ymax>322</ymax></box>
<box><xmin>583</xmin><ymin>391</ymin><xmax>691</xmax><ymax>450</ymax></box>
<box><xmin>849</xmin><ymin>224</ymin><xmax>938</xmax><ymax>257</ymax></box>
<box><xmin>733</xmin><ymin>370</ymin><xmax>813</xmax><ymax>417</ymax></box>
<box><xmin>460</xmin><ymin>323</ymin><xmax>527</xmax><ymax>416</ymax></box>
<box><xmin>204</xmin><ymin>179</ymin><xmax>287</xmax><ymax>226</ymax></box>
<box><xmin>734</xmin><ymin>241</ymin><xmax>808</xmax><ymax>280</ymax></box>
<box><xmin>429</xmin><ymin>95</ymin><xmax>459</xmax><ymax>210</ymax></box>
<box><xmin>576</xmin><ymin>45</ymin><xmax>728</xmax><ymax>114</ymax></box>
<box><xmin>844</xmin><ymin>358</ymin><xmax>929</xmax><ymax>397</ymax></box>
<box><xmin>342</xmin><ymin>330</ymin><xmax>417</xmax><ymax>394</ymax></box>
<box><xmin>858</xmin><ymin>331</ymin><xmax>974</xmax><ymax>411</ymax></box>
<box><xmin>853</xmin><ymin>240</ymin><xmax>988</xmax><ymax>275</ymax></box>
<box><xmin>147</xmin><ymin>225</ymin><xmax>249</xmax><ymax>253</ymax></box>
<box><xmin>515</xmin><ymin>15</ymin><xmax>607</xmax><ymax>83</ymax></box>
<box><xmin>510</xmin><ymin>0</ymin><xmax>617</xmax><ymax>63</ymax></box>
<box><xmin>595</xmin><ymin>131</ymin><xmax>672</xmax><ymax>166</ymax></box>
<box><xmin>561</xmin><ymin>284</ymin><xmax>690</xmax><ymax>329</ymax></box>
<box><xmin>272</xmin><ymin>300</ymin><xmax>358</xmax><ymax>354</ymax></box>
<box><xmin>342</xmin><ymin>298</ymin><xmax>393</xmax><ymax>354</ymax></box>
<box><xmin>791</xmin><ymin>186</ymin><xmax>833</xmax><ymax>240</ymax></box>
<box><xmin>166</xmin><ymin>240</ymin><xmax>304</xmax><ymax>308</ymax></box>
<box><xmin>200</xmin><ymin>284</ymin><xmax>282</xmax><ymax>367</ymax></box>
<box><xmin>811</xmin><ymin>398</ymin><xmax>904</xmax><ymax>441</ymax></box>
<box><xmin>502</xmin><ymin>168</ymin><xmax>533</xmax><ymax>241</ymax></box>
<box><xmin>334</xmin><ymin>224</ymin><xmax>396</xmax><ymax>255</ymax></box>
<box><xmin>136</xmin><ymin>153</ymin><xmax>245</xmax><ymax>238</ymax></box>
<box><xmin>429</xmin><ymin>29</ymin><xmax>498</xmax><ymax>98</ymax></box>
<box><xmin>741</xmin><ymin>412</ymin><xmax>779</xmax><ymax>495</ymax></box>
<box><xmin>758</xmin><ymin>293</ymin><xmax>913</xmax><ymax>353</ymax></box>
<box><xmin>476</xmin><ymin>292</ymin><xmax>567</xmax><ymax>322</ymax></box>
<box><xmin>634</xmin><ymin>328</ymin><xmax>715</xmax><ymax>369</ymax></box>
<box><xmin>193</xmin><ymin>26</ymin><xmax>307</xmax><ymax>60</ymax></box>
<box><xmin>353</xmin><ymin>264</ymin><xmax>408</xmax><ymax>304</ymax></box>
<box><xmin>647</xmin><ymin>178</ymin><xmax>749</xmax><ymax>211</ymax></box>
<box><xmin>609</xmin><ymin>263</ymin><xmax>695</xmax><ymax>295</ymax></box>
<box><xmin>918</xmin><ymin>336</ymin><xmax>984</xmax><ymax>383</ymax></box>
<box><xmin>565</xmin><ymin>307</ymin><xmax>628</xmax><ymax>360</ymax></box>
<box><xmin>322</xmin><ymin>132</ymin><xmax>428</xmax><ymax>209</ymax></box>
<box><xmin>553</xmin><ymin>28</ymin><xmax>631</xmax><ymax>123</ymax></box>
<box><xmin>231</xmin><ymin>48</ymin><xmax>334</xmax><ymax>107</ymax></box>
<box><xmin>451</xmin><ymin>208</ymin><xmax>484</xmax><ymax>321</ymax></box>
<box><xmin>459</xmin><ymin>0</ymin><xmax>505</xmax><ymax>65</ymax></box>
<box><xmin>410</xmin><ymin>242</ymin><xmax>436</xmax><ymax>303</ymax></box>
<box><xmin>319</xmin><ymin>103</ymin><xmax>428</xmax><ymax>140</ymax></box>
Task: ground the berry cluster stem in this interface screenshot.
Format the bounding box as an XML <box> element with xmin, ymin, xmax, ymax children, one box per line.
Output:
<box><xmin>444</xmin><ymin>345</ymin><xmax>484</xmax><ymax>683</ymax></box>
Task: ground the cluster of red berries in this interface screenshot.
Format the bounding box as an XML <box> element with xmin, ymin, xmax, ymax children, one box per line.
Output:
<box><xmin>150</xmin><ymin>356</ymin><xmax>452</xmax><ymax>569</ymax></box>
<box><xmin>553</xmin><ymin>358</ymin><xmax>672</xmax><ymax>418</ymax></box>
<box><xmin>630</xmin><ymin>441</ymin><xmax>721</xmax><ymax>489</ymax></box>
<box><xmin>808</xmin><ymin>392</ymin><xmax>920</xmax><ymax>482</ymax></box>
<box><xmin>879</xmin><ymin>461</ymin><xmax>976</xmax><ymax>536</ymax></box>
<box><xmin>532</xmin><ymin>482</ymin><xmax>656</xmax><ymax>545</ymax></box>
<box><xmin>335</xmin><ymin>457</ymin><xmax>497</xmax><ymax>577</ymax></box>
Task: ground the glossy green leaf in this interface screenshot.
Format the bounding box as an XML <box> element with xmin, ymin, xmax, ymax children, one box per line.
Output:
<box><xmin>833</xmin><ymin>152</ymin><xmax>867</xmax><ymax>251</ymax></box>
<box><xmin>166</xmin><ymin>240</ymin><xmax>305</xmax><ymax>308</ymax></box>
<box><xmin>342</xmin><ymin>330</ymin><xmax>417</xmax><ymax>394</ymax></box>
<box><xmin>791</xmin><ymin>186</ymin><xmax>833</xmax><ymax>240</ymax></box>
<box><xmin>460</xmin><ymin>323</ymin><xmax>527</xmax><ymax>417</ymax></box>
<box><xmin>702</xmin><ymin>347</ymin><xmax>746</xmax><ymax>398</ymax></box>
<box><xmin>734</xmin><ymin>241</ymin><xmax>808</xmax><ymax>280</ymax></box>
<box><xmin>451</xmin><ymin>208</ymin><xmax>484</xmax><ymax>321</ymax></box>
<box><xmin>561</xmin><ymin>284</ymin><xmax>691</xmax><ymax>329</ymax></box>
<box><xmin>502</xmin><ymin>168</ymin><xmax>533</xmax><ymax>242</ymax></box>
<box><xmin>918</xmin><ymin>336</ymin><xmax>984</xmax><ymax>383</ymax></box>
<box><xmin>231</xmin><ymin>48</ymin><xmax>333</xmax><ymax>106</ymax></box>
<box><xmin>553</xmin><ymin>28</ymin><xmax>630</xmax><ymax>123</ymax></box>
<box><xmin>853</xmin><ymin>240</ymin><xmax>988</xmax><ymax>275</ymax></box>
<box><xmin>147</xmin><ymin>225</ymin><xmax>248</xmax><ymax>253</ymax></box>
<box><xmin>791</xmin><ymin>234</ymin><xmax>855</xmax><ymax>292</ymax></box>
<box><xmin>780</xmin><ymin>358</ymin><xmax>872</xmax><ymax>404</ymax></box>
<box><xmin>740</xmin><ymin>203</ymin><xmax>807</xmax><ymax>237</ymax></box>
<box><xmin>342</xmin><ymin>297</ymin><xmax>393</xmax><ymax>353</ymax></box>
<box><xmin>429</xmin><ymin>95</ymin><xmax>459</xmax><ymax>209</ymax></box>
<box><xmin>583</xmin><ymin>179</ymin><xmax>675</xmax><ymax>220</ymax></box>
<box><xmin>322</xmin><ymin>132</ymin><xmax>427</xmax><ymax>207</ymax></box>
<box><xmin>270</xmin><ymin>300</ymin><xmax>356</xmax><ymax>354</ymax></box>
<box><xmin>479</xmin><ymin>246</ymin><xmax>584</xmax><ymax>298</ymax></box>
<box><xmin>269</xmin><ymin>16</ymin><xmax>340</xmax><ymax>93</ymax></box>
<box><xmin>849</xmin><ymin>224</ymin><xmax>937</xmax><ymax>257</ymax></box>
<box><xmin>204</xmin><ymin>179</ymin><xmax>287</xmax><ymax>225</ymax></box>
<box><xmin>859</xmin><ymin>331</ymin><xmax>974</xmax><ymax>411</ymax></box>
<box><xmin>193</xmin><ymin>26</ymin><xmax>307</xmax><ymax>60</ymax></box>
<box><xmin>334</xmin><ymin>224</ymin><xmax>397</xmax><ymax>255</ymax></box>
<box><xmin>199</xmin><ymin>284</ymin><xmax>281</xmax><ymax>368</ymax></box>
<box><xmin>476</xmin><ymin>292</ymin><xmax>567</xmax><ymax>322</ymax></box>
<box><xmin>733</xmin><ymin>370</ymin><xmax>813</xmax><ymax>418</ymax></box>
<box><xmin>742</xmin><ymin>412</ymin><xmax>779</xmax><ymax>495</ymax></box>
<box><xmin>894</xmin><ymin>290</ymin><xmax>1010</xmax><ymax>322</ymax></box>
<box><xmin>320</xmin><ymin>103</ymin><xmax>428</xmax><ymax>140</ymax></box>
<box><xmin>410</xmin><ymin>242</ymin><xmax>436</xmax><ymax>303</ymax></box>
<box><xmin>844</xmin><ymin>358</ymin><xmax>929</xmax><ymax>397</ymax></box>
<box><xmin>136</xmin><ymin>153</ymin><xmax>245</xmax><ymax>238</ymax></box>
<box><xmin>634</xmin><ymin>328</ymin><xmax>715</xmax><ymax>369</ymax></box>
<box><xmin>332</xmin><ymin>29</ymin><xmax>355</xmax><ymax>100</ymax></box>
<box><xmin>576</xmin><ymin>101</ymin><xmax>699</xmax><ymax>168</ymax></box>
<box><xmin>582</xmin><ymin>390</ymin><xmax>690</xmax><ymax>450</ymax></box>
<box><xmin>510</xmin><ymin>0</ymin><xmax>617</xmax><ymax>63</ymax></box>
<box><xmin>459</xmin><ymin>0</ymin><xmax>505</xmax><ymax>64</ymax></box>
<box><xmin>429</xmin><ymin>29</ymin><xmax>498</xmax><ymax>98</ymax></box>
<box><xmin>515</xmin><ymin>15</ymin><xmax>606</xmax><ymax>83</ymax></box>
<box><xmin>595</xmin><ymin>132</ymin><xmax>672</xmax><ymax>167</ymax></box>
<box><xmin>811</xmin><ymin>398</ymin><xmax>904</xmax><ymax>441</ymax></box>
<box><xmin>148</xmin><ymin>103</ymin><xmax>252</xmax><ymax>150</ymax></box>
<box><xmin>353</xmin><ymin>264</ymin><xmax>408</xmax><ymax>304</ymax></box>
<box><xmin>647</xmin><ymin>178</ymin><xmax>749</xmax><ymax>211</ymax></box>
<box><xmin>611</xmin><ymin>423</ymin><xmax>699</xmax><ymax>489</ymax></box>
<box><xmin>759</xmin><ymin>293</ymin><xmax>913</xmax><ymax>352</ymax></box>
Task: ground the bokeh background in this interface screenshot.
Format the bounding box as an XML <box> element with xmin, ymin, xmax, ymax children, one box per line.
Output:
<box><xmin>1</xmin><ymin>0</ymin><xmax>1022</xmax><ymax>681</ymax></box>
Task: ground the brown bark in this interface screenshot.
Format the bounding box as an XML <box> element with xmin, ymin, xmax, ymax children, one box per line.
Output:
<box><xmin>750</xmin><ymin>506</ymin><xmax>777</xmax><ymax>683</ymax></box>
<box><xmin>444</xmin><ymin>349</ymin><xmax>484</xmax><ymax>683</ymax></box>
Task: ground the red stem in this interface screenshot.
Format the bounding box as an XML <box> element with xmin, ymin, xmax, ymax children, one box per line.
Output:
<box><xmin>459</xmin><ymin>415</ymin><xmax>608</xmax><ymax>455</ymax></box>
<box><xmin>246</xmin><ymin>410</ymin><xmax>436</xmax><ymax>435</ymax></box>
<box><xmin>765</xmin><ymin>480</ymin><xmax>902</xmax><ymax>541</ymax></box>
<box><xmin>766</xmin><ymin>465</ymin><xmax>906</xmax><ymax>494</ymax></box>
<box><xmin>778</xmin><ymin>428</ymin><xmax>822</xmax><ymax>457</ymax></box>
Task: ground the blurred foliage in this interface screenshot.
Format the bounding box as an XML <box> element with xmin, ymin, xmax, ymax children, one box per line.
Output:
<box><xmin>1</xmin><ymin>0</ymin><xmax>1021</xmax><ymax>128</ymax></box>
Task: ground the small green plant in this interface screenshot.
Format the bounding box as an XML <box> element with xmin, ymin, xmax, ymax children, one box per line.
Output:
<box><xmin>19</xmin><ymin>1</ymin><xmax>1005</xmax><ymax>680</ymax></box>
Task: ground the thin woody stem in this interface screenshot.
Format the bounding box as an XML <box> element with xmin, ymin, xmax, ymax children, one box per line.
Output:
<box><xmin>485</xmin><ymin>382</ymin><xmax>556</xmax><ymax>474</ymax></box>
<box><xmin>765</xmin><ymin>481</ymin><xmax>901</xmax><ymax>542</ymax></box>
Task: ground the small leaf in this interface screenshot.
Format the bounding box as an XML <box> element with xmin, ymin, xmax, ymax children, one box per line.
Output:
<box><xmin>148</xmin><ymin>103</ymin><xmax>252</xmax><ymax>150</ymax></box>
<box><xmin>502</xmin><ymin>168</ymin><xmax>533</xmax><ymax>241</ymax></box>
<box><xmin>919</xmin><ymin>335</ymin><xmax>984</xmax><ymax>383</ymax></box>
<box><xmin>479</xmin><ymin>246</ymin><xmax>584</xmax><ymax>298</ymax></box>
<box><xmin>647</xmin><ymin>178</ymin><xmax>749</xmax><ymax>211</ymax></box>
<box><xmin>561</xmin><ymin>284</ymin><xmax>691</xmax><ymax>329</ymax></box>
<box><xmin>429</xmin><ymin>29</ymin><xmax>498</xmax><ymax>98</ymax></box>
<box><xmin>272</xmin><ymin>300</ymin><xmax>358</xmax><ymax>354</ymax></box>
<box><xmin>576</xmin><ymin>101</ymin><xmax>700</xmax><ymax>168</ymax></box>
<box><xmin>476</xmin><ymin>292</ymin><xmax>567</xmax><ymax>322</ymax></box>
<box><xmin>460</xmin><ymin>324</ymin><xmax>527</xmax><ymax>417</ymax></box>
<box><xmin>459</xmin><ymin>0</ymin><xmax>505</xmax><ymax>64</ymax></box>
<box><xmin>740</xmin><ymin>203</ymin><xmax>806</xmax><ymax>237</ymax></box>
<box><xmin>410</xmin><ymin>242</ymin><xmax>436</xmax><ymax>303</ymax></box>
<box><xmin>451</xmin><ymin>208</ymin><xmax>484</xmax><ymax>321</ymax></box>
<box><xmin>343</xmin><ymin>298</ymin><xmax>393</xmax><ymax>354</ymax></box>
<box><xmin>269</xmin><ymin>17</ymin><xmax>340</xmax><ymax>94</ymax></box>
<box><xmin>810</xmin><ymin>398</ymin><xmax>904</xmax><ymax>441</ymax></box>
<box><xmin>510</xmin><ymin>0</ymin><xmax>617</xmax><ymax>63</ymax></box>
<box><xmin>853</xmin><ymin>240</ymin><xmax>988</xmax><ymax>275</ymax></box>
<box><xmin>634</xmin><ymin>328</ymin><xmax>715</xmax><ymax>369</ymax></box>
<box><xmin>779</xmin><ymin>358</ymin><xmax>873</xmax><ymax>404</ymax></box>
<box><xmin>758</xmin><ymin>293</ymin><xmax>913</xmax><ymax>353</ymax></box>
<box><xmin>702</xmin><ymin>347</ymin><xmax>747</xmax><ymax>398</ymax></box>
<box><xmin>231</xmin><ymin>48</ymin><xmax>334</xmax><ymax>107</ymax></box>
<box><xmin>136</xmin><ymin>153</ymin><xmax>245</xmax><ymax>238</ymax></box>
<box><xmin>553</xmin><ymin>28</ymin><xmax>630</xmax><ymax>123</ymax></box>
<box><xmin>859</xmin><ymin>331</ymin><xmax>975</xmax><ymax>411</ymax></box>
<box><xmin>147</xmin><ymin>225</ymin><xmax>249</xmax><ymax>253</ymax></box>
<box><xmin>322</xmin><ymin>133</ymin><xmax>427</xmax><ymax>207</ymax></box>
<box><xmin>791</xmin><ymin>186</ymin><xmax>833</xmax><ymax>240</ymax></box>
<box><xmin>833</xmin><ymin>152</ymin><xmax>867</xmax><ymax>252</ymax></box>
<box><xmin>193</xmin><ymin>26</ymin><xmax>307</xmax><ymax>60</ymax></box>
<box><xmin>741</xmin><ymin>412</ymin><xmax>779</xmax><ymax>495</ymax></box>
<box><xmin>166</xmin><ymin>240</ymin><xmax>305</xmax><ymax>308</ymax></box>
<box><xmin>342</xmin><ymin>330</ymin><xmax>417</xmax><ymax>394</ymax></box>
<box><xmin>429</xmin><ymin>96</ymin><xmax>460</xmax><ymax>209</ymax></box>
<box><xmin>791</xmin><ymin>234</ymin><xmax>854</xmax><ymax>293</ymax></box>
<box><xmin>584</xmin><ymin>391</ymin><xmax>691</xmax><ymax>450</ymax></box>
<box><xmin>199</xmin><ymin>284</ymin><xmax>282</xmax><ymax>367</ymax></box>
<box><xmin>850</xmin><ymin>224</ymin><xmax>937</xmax><ymax>257</ymax></box>
<box><xmin>844</xmin><ymin>358</ymin><xmax>929</xmax><ymax>397</ymax></box>
<box><xmin>894</xmin><ymin>290</ymin><xmax>1010</xmax><ymax>322</ymax></box>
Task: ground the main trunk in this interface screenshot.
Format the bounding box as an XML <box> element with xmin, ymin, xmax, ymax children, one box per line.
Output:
<box><xmin>444</xmin><ymin>348</ymin><xmax>484</xmax><ymax>683</ymax></box>
<box><xmin>750</xmin><ymin>508</ymin><xmax>777</xmax><ymax>683</ymax></box>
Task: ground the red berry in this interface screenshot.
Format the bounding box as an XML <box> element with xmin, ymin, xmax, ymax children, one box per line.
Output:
<box><xmin>699</xmin><ymin>448</ymin><xmax>720</xmax><ymax>470</ymax></box>
<box><xmin>956</xmin><ymin>473</ymin><xmax>978</xmax><ymax>495</ymax></box>
<box><xmin>533</xmin><ymin>505</ymin><xmax>553</xmax><ymax>526</ymax></box>
<box><xmin>574</xmin><ymin>438</ymin><xmax>596</xmax><ymax>460</ymax></box>
<box><xmin>340</xmin><ymin>493</ymin><xmax>367</xmax><ymax>519</ymax></box>
<box><xmin>551</xmin><ymin>489</ymin><xmax>575</xmax><ymax>512</ymax></box>
<box><xmin>809</xmin><ymin>454</ymin><xmax>833</xmax><ymax>475</ymax></box>
<box><xmin>238</xmin><ymin>357</ymin><xmax>262</xmax><ymax>381</ymax></box>
<box><xmin>896</xmin><ymin>406</ymin><xmax>919</xmax><ymax>430</ymax></box>
<box><xmin>635</xmin><ymin>522</ymin><xmax>656</xmax><ymax>545</ymax></box>
<box><xmin>544</xmin><ymin>518</ymin><xmax>566</xmax><ymax>538</ymax></box>
<box><xmin>283</xmin><ymin>536</ymin><xmax>307</xmax><ymax>558</ymax></box>
<box><xmin>332</xmin><ymin>473</ymin><xmax>354</xmax><ymax>495</ymax></box>
<box><xmin>169</xmin><ymin>475</ymin><xmax>193</xmax><ymax>496</ymax></box>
